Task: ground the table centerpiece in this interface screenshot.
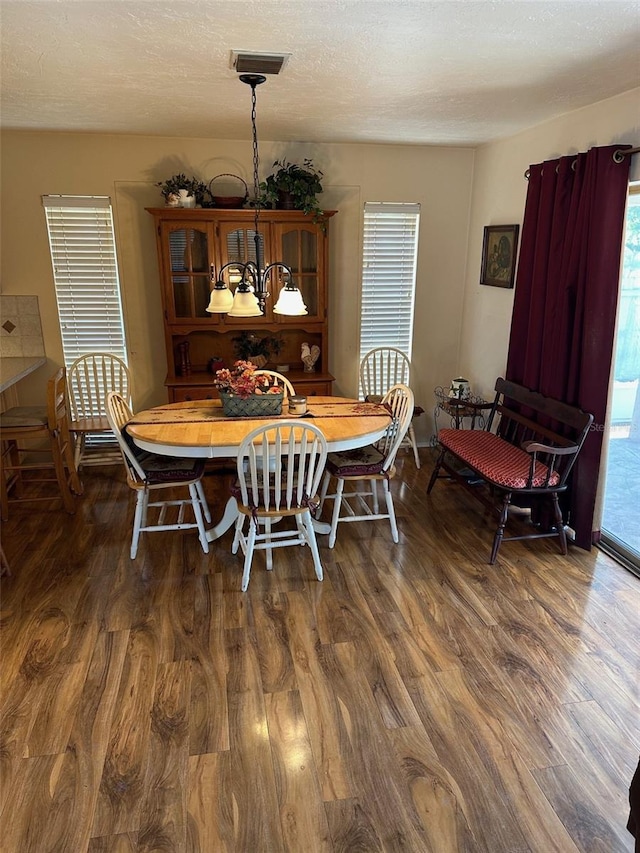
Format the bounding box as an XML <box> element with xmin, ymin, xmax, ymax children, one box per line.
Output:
<box><xmin>214</xmin><ymin>360</ymin><xmax>284</xmax><ymax>417</ymax></box>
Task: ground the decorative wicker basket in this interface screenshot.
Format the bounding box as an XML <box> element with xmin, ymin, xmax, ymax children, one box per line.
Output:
<box><xmin>219</xmin><ymin>390</ymin><xmax>283</xmax><ymax>417</ymax></box>
<box><xmin>207</xmin><ymin>174</ymin><xmax>249</xmax><ymax>209</ymax></box>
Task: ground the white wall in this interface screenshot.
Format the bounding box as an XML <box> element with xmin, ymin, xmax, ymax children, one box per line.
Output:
<box><xmin>458</xmin><ymin>87</ymin><xmax>640</xmax><ymax>402</ymax></box>
<box><xmin>0</xmin><ymin>133</ymin><xmax>474</xmax><ymax>442</ymax></box>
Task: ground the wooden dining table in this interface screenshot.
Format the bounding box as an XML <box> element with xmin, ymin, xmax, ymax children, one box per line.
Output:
<box><xmin>126</xmin><ymin>395</ymin><xmax>391</xmax><ymax>540</ymax></box>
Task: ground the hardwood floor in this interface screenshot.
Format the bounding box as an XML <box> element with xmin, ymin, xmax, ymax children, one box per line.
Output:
<box><xmin>1</xmin><ymin>449</ymin><xmax>638</xmax><ymax>852</ymax></box>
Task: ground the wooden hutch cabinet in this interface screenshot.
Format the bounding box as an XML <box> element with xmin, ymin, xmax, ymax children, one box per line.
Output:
<box><xmin>146</xmin><ymin>208</ymin><xmax>336</xmax><ymax>402</ymax></box>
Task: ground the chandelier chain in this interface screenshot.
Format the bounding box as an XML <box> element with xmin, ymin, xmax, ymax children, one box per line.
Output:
<box><xmin>208</xmin><ymin>72</ymin><xmax>305</xmax><ymax>317</ymax></box>
<box><xmin>250</xmin><ymin>84</ymin><xmax>260</xmax><ymax>246</ymax></box>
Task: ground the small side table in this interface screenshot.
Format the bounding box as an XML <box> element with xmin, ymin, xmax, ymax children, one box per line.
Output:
<box><xmin>431</xmin><ymin>388</ymin><xmax>493</xmax><ymax>482</ymax></box>
<box><xmin>433</xmin><ymin>387</ymin><xmax>492</xmax><ymax>436</ymax></box>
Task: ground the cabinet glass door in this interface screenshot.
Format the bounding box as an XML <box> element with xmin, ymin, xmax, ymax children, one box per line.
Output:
<box><xmin>274</xmin><ymin>222</ymin><xmax>323</xmax><ymax>322</ymax></box>
<box><xmin>218</xmin><ymin>222</ymin><xmax>272</xmax><ymax>324</ymax></box>
<box><xmin>163</xmin><ymin>223</ymin><xmax>216</xmax><ymax>323</ymax></box>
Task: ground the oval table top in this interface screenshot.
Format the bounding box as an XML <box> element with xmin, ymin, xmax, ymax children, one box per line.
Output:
<box><xmin>126</xmin><ymin>396</ymin><xmax>391</xmax><ymax>458</ymax></box>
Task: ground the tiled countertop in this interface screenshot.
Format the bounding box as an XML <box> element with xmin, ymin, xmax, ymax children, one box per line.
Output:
<box><xmin>0</xmin><ymin>356</ymin><xmax>47</xmax><ymax>393</ymax></box>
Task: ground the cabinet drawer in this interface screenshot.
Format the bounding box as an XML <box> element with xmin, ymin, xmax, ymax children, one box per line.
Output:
<box><xmin>294</xmin><ymin>381</ymin><xmax>333</xmax><ymax>396</ymax></box>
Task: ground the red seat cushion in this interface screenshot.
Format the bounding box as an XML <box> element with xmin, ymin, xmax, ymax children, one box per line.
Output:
<box><xmin>438</xmin><ymin>429</ymin><xmax>560</xmax><ymax>489</ymax></box>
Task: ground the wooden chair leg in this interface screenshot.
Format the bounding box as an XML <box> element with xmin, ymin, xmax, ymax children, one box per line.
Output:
<box><xmin>195</xmin><ymin>480</ymin><xmax>211</xmax><ymax>523</ymax></box>
<box><xmin>384</xmin><ymin>481</ymin><xmax>399</xmax><ymax>543</ymax></box>
<box><xmin>408</xmin><ymin>423</ymin><xmax>421</xmax><ymax>469</ymax></box>
<box><xmin>426</xmin><ymin>448</ymin><xmax>446</xmax><ymax>494</ymax></box>
<box><xmin>490</xmin><ymin>491</ymin><xmax>512</xmax><ymax>564</ymax></box>
<box><xmin>0</xmin><ymin>445</ymin><xmax>10</xmax><ymax>522</ymax></box>
<box><xmin>264</xmin><ymin>518</ymin><xmax>274</xmax><ymax>571</ymax></box>
<box><xmin>551</xmin><ymin>493</ymin><xmax>568</xmax><ymax>555</ymax></box>
<box><xmin>241</xmin><ymin>521</ymin><xmax>257</xmax><ymax>592</ymax></box>
<box><xmin>0</xmin><ymin>545</ymin><xmax>10</xmax><ymax>577</ymax></box>
<box><xmin>328</xmin><ymin>478</ymin><xmax>345</xmax><ymax>549</ymax></box>
<box><xmin>131</xmin><ymin>489</ymin><xmax>146</xmax><ymax>559</ymax></box>
<box><xmin>318</xmin><ymin>471</ymin><xmax>330</xmax><ymax>514</ymax></box>
<box><xmin>188</xmin><ymin>482</ymin><xmax>210</xmax><ymax>554</ymax></box>
<box><xmin>371</xmin><ymin>478</ymin><xmax>379</xmax><ymax>513</ymax></box>
<box><xmin>60</xmin><ymin>424</ymin><xmax>83</xmax><ymax>495</ymax></box>
<box><xmin>0</xmin><ymin>489</ymin><xmax>8</xmax><ymax>523</ymax></box>
<box><xmin>49</xmin><ymin>433</ymin><xmax>76</xmax><ymax>515</ymax></box>
<box><xmin>232</xmin><ymin>513</ymin><xmax>244</xmax><ymax>555</ymax></box>
<box><xmin>73</xmin><ymin>432</ymin><xmax>85</xmax><ymax>471</ymax></box>
<box><xmin>2</xmin><ymin>440</ymin><xmax>24</xmax><ymax>502</ymax></box>
<box><xmin>302</xmin><ymin>509</ymin><xmax>323</xmax><ymax>581</ymax></box>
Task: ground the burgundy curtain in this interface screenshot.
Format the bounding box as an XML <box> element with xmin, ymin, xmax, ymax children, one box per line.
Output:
<box><xmin>506</xmin><ymin>144</ymin><xmax>631</xmax><ymax>549</ymax></box>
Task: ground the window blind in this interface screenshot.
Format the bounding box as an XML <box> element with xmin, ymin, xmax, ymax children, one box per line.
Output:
<box><xmin>359</xmin><ymin>202</ymin><xmax>420</xmax><ymax>364</ymax></box>
<box><xmin>42</xmin><ymin>195</ymin><xmax>128</xmax><ymax>365</ymax></box>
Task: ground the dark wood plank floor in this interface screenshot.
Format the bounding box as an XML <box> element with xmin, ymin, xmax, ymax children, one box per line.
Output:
<box><xmin>1</xmin><ymin>449</ymin><xmax>638</xmax><ymax>852</ymax></box>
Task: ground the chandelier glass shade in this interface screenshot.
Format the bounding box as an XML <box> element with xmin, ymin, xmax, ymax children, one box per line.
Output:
<box><xmin>273</xmin><ymin>283</ymin><xmax>308</xmax><ymax>315</ymax></box>
<box><xmin>205</xmin><ymin>74</ymin><xmax>308</xmax><ymax>318</ymax></box>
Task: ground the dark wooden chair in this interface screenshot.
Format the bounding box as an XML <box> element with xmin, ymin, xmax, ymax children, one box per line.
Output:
<box><xmin>427</xmin><ymin>377</ymin><xmax>593</xmax><ymax>563</ymax></box>
<box><xmin>0</xmin><ymin>366</ymin><xmax>84</xmax><ymax>520</ymax></box>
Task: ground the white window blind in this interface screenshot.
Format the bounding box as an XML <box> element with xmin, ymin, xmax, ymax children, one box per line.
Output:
<box><xmin>42</xmin><ymin>195</ymin><xmax>128</xmax><ymax>365</ymax></box>
<box><xmin>359</xmin><ymin>202</ymin><xmax>420</xmax><ymax>364</ymax></box>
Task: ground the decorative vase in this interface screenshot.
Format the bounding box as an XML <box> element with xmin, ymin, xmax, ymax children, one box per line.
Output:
<box><xmin>178</xmin><ymin>189</ymin><xmax>196</xmax><ymax>208</ymax></box>
<box><xmin>449</xmin><ymin>377</ymin><xmax>471</xmax><ymax>399</ymax></box>
<box><xmin>276</xmin><ymin>190</ymin><xmax>296</xmax><ymax>210</ymax></box>
<box><xmin>249</xmin><ymin>354</ymin><xmax>268</xmax><ymax>368</ymax></box>
<box><xmin>219</xmin><ymin>390</ymin><xmax>283</xmax><ymax>417</ymax></box>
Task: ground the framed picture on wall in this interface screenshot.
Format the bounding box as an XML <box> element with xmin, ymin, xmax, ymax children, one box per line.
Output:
<box><xmin>480</xmin><ymin>224</ymin><xmax>520</xmax><ymax>288</ymax></box>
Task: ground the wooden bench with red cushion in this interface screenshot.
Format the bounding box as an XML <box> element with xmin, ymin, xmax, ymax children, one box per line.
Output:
<box><xmin>427</xmin><ymin>378</ymin><xmax>593</xmax><ymax>563</ymax></box>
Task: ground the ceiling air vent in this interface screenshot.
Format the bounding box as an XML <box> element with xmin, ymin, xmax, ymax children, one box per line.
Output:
<box><xmin>230</xmin><ymin>50</ymin><xmax>291</xmax><ymax>75</ymax></box>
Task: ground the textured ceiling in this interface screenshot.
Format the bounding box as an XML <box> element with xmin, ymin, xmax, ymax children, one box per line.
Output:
<box><xmin>1</xmin><ymin>0</ymin><xmax>639</xmax><ymax>146</ymax></box>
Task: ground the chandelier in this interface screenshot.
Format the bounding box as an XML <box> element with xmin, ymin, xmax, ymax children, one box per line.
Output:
<box><xmin>206</xmin><ymin>74</ymin><xmax>307</xmax><ymax>317</ymax></box>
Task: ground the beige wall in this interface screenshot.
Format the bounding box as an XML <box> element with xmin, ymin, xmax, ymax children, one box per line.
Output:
<box><xmin>459</xmin><ymin>87</ymin><xmax>640</xmax><ymax>402</ymax></box>
<box><xmin>0</xmin><ymin>133</ymin><xmax>474</xmax><ymax>442</ymax></box>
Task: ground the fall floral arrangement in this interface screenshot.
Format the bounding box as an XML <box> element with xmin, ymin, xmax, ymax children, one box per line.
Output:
<box><xmin>214</xmin><ymin>360</ymin><xmax>283</xmax><ymax>399</ymax></box>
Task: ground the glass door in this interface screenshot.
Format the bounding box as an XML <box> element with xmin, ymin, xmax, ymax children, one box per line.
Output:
<box><xmin>161</xmin><ymin>222</ymin><xmax>217</xmax><ymax>324</ymax></box>
<box><xmin>217</xmin><ymin>221</ymin><xmax>272</xmax><ymax>325</ymax></box>
<box><xmin>600</xmin><ymin>185</ymin><xmax>640</xmax><ymax>576</ymax></box>
<box><xmin>272</xmin><ymin>221</ymin><xmax>324</xmax><ymax>322</ymax></box>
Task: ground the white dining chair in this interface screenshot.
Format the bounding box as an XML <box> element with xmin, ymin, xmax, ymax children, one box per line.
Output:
<box><xmin>359</xmin><ymin>347</ymin><xmax>421</xmax><ymax>468</ymax></box>
<box><xmin>252</xmin><ymin>369</ymin><xmax>296</xmax><ymax>398</ymax></box>
<box><xmin>318</xmin><ymin>383</ymin><xmax>414</xmax><ymax>548</ymax></box>
<box><xmin>231</xmin><ymin>420</ymin><xmax>328</xmax><ymax>591</ymax></box>
<box><xmin>106</xmin><ymin>391</ymin><xmax>211</xmax><ymax>558</ymax></box>
<box><xmin>68</xmin><ymin>352</ymin><xmax>131</xmax><ymax>469</ymax></box>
